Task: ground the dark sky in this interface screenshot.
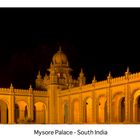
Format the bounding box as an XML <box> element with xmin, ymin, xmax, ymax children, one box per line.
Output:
<box><xmin>0</xmin><ymin>8</ymin><xmax>140</xmax><ymax>89</ymax></box>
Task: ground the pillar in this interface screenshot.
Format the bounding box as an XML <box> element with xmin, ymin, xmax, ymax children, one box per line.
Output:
<box><xmin>69</xmin><ymin>95</ymin><xmax>72</xmax><ymax>124</ymax></box>
<box><xmin>92</xmin><ymin>87</ymin><xmax>97</xmax><ymax>123</ymax></box>
<box><xmin>92</xmin><ymin>77</ymin><xmax>97</xmax><ymax>123</ymax></box>
<box><xmin>124</xmin><ymin>84</ymin><xmax>130</xmax><ymax>123</ymax></box>
<box><xmin>8</xmin><ymin>84</ymin><xmax>15</xmax><ymax>124</ymax></box>
<box><xmin>124</xmin><ymin>67</ymin><xmax>131</xmax><ymax>123</ymax></box>
<box><xmin>68</xmin><ymin>95</ymin><xmax>71</xmax><ymax>124</ymax></box>
<box><xmin>107</xmin><ymin>78</ymin><xmax>112</xmax><ymax>124</ymax></box>
<box><xmin>28</xmin><ymin>85</ymin><xmax>34</xmax><ymax>121</ymax></box>
<box><xmin>48</xmin><ymin>85</ymin><xmax>58</xmax><ymax>124</ymax></box>
<box><xmin>19</xmin><ymin>108</ymin><xmax>25</xmax><ymax>120</ymax></box>
<box><xmin>79</xmin><ymin>88</ymin><xmax>84</xmax><ymax>124</ymax></box>
<box><xmin>133</xmin><ymin>102</ymin><xmax>137</xmax><ymax>123</ymax></box>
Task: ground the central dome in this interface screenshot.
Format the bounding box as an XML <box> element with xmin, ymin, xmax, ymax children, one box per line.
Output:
<box><xmin>52</xmin><ymin>47</ymin><xmax>68</xmax><ymax>65</ymax></box>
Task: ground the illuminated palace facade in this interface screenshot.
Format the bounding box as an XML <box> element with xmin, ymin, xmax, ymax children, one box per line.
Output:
<box><xmin>0</xmin><ymin>48</ymin><xmax>140</xmax><ymax>124</ymax></box>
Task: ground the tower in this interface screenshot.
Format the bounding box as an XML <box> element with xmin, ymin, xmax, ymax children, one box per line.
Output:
<box><xmin>48</xmin><ymin>47</ymin><xmax>71</xmax><ymax>124</ymax></box>
<box><xmin>46</xmin><ymin>47</ymin><xmax>73</xmax><ymax>123</ymax></box>
<box><xmin>35</xmin><ymin>47</ymin><xmax>79</xmax><ymax>123</ymax></box>
<box><xmin>49</xmin><ymin>46</ymin><xmax>72</xmax><ymax>89</ymax></box>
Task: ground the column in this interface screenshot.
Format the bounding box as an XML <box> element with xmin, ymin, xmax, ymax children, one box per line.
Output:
<box><xmin>48</xmin><ymin>85</ymin><xmax>58</xmax><ymax>124</ymax></box>
<box><xmin>124</xmin><ymin>83</ymin><xmax>131</xmax><ymax>123</ymax></box>
<box><xmin>79</xmin><ymin>88</ymin><xmax>84</xmax><ymax>124</ymax></box>
<box><xmin>92</xmin><ymin>88</ymin><xmax>97</xmax><ymax>123</ymax></box>
<box><xmin>133</xmin><ymin>102</ymin><xmax>137</xmax><ymax>123</ymax></box>
<box><xmin>19</xmin><ymin>108</ymin><xmax>25</xmax><ymax>120</ymax></box>
<box><xmin>28</xmin><ymin>85</ymin><xmax>34</xmax><ymax>121</ymax></box>
<box><xmin>8</xmin><ymin>84</ymin><xmax>15</xmax><ymax>124</ymax></box>
<box><xmin>125</xmin><ymin>68</ymin><xmax>131</xmax><ymax>123</ymax></box>
<box><xmin>107</xmin><ymin>73</ymin><xmax>112</xmax><ymax>124</ymax></box>
<box><xmin>69</xmin><ymin>95</ymin><xmax>72</xmax><ymax>124</ymax></box>
<box><xmin>92</xmin><ymin>77</ymin><xmax>97</xmax><ymax>123</ymax></box>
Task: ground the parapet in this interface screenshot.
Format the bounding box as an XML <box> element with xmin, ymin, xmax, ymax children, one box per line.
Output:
<box><xmin>0</xmin><ymin>87</ymin><xmax>48</xmax><ymax>95</ymax></box>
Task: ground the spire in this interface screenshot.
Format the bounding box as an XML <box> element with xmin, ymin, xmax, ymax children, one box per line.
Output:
<box><xmin>92</xmin><ymin>75</ymin><xmax>96</xmax><ymax>83</ymax></box>
<box><xmin>37</xmin><ymin>70</ymin><xmax>42</xmax><ymax>79</ymax></box>
<box><xmin>50</xmin><ymin>62</ymin><xmax>53</xmax><ymax>67</ymax></box>
<box><xmin>79</xmin><ymin>68</ymin><xmax>84</xmax><ymax>77</ymax></box>
<box><xmin>125</xmin><ymin>66</ymin><xmax>130</xmax><ymax>79</ymax></box>
<box><xmin>59</xmin><ymin>45</ymin><xmax>62</xmax><ymax>52</ymax></box>
<box><xmin>78</xmin><ymin>68</ymin><xmax>86</xmax><ymax>86</ymax></box>
<box><xmin>57</xmin><ymin>41</ymin><xmax>62</xmax><ymax>52</ymax></box>
<box><xmin>81</xmin><ymin>68</ymin><xmax>83</xmax><ymax>73</ymax></box>
<box><xmin>10</xmin><ymin>83</ymin><xmax>13</xmax><ymax>88</ymax></box>
<box><xmin>127</xmin><ymin>66</ymin><xmax>129</xmax><ymax>73</ymax></box>
<box><xmin>29</xmin><ymin>84</ymin><xmax>32</xmax><ymax>89</ymax></box>
<box><xmin>10</xmin><ymin>83</ymin><xmax>14</xmax><ymax>92</ymax></box>
<box><xmin>108</xmin><ymin>71</ymin><xmax>111</xmax><ymax>78</ymax></box>
<box><xmin>29</xmin><ymin>84</ymin><xmax>33</xmax><ymax>93</ymax></box>
<box><xmin>107</xmin><ymin>71</ymin><xmax>112</xmax><ymax>81</ymax></box>
<box><xmin>44</xmin><ymin>73</ymin><xmax>49</xmax><ymax>80</ymax></box>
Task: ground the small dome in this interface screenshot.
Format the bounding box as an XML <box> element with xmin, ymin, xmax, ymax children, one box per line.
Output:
<box><xmin>52</xmin><ymin>47</ymin><xmax>68</xmax><ymax>65</ymax></box>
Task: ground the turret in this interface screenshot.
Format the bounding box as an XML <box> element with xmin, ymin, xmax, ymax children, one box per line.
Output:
<box><xmin>49</xmin><ymin>63</ymin><xmax>58</xmax><ymax>84</ymax></box>
<box><xmin>107</xmin><ymin>71</ymin><xmax>112</xmax><ymax>83</ymax></box>
<box><xmin>78</xmin><ymin>68</ymin><xmax>86</xmax><ymax>86</ymax></box>
<box><xmin>125</xmin><ymin>66</ymin><xmax>130</xmax><ymax>79</ymax></box>
<box><xmin>92</xmin><ymin>75</ymin><xmax>97</xmax><ymax>83</ymax></box>
<box><xmin>10</xmin><ymin>83</ymin><xmax>14</xmax><ymax>92</ymax></box>
<box><xmin>35</xmin><ymin>70</ymin><xmax>43</xmax><ymax>89</ymax></box>
<box><xmin>44</xmin><ymin>73</ymin><xmax>49</xmax><ymax>81</ymax></box>
<box><xmin>35</xmin><ymin>47</ymin><xmax>78</xmax><ymax>90</ymax></box>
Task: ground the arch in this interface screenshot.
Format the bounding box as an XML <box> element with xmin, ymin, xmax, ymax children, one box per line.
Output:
<box><xmin>131</xmin><ymin>88</ymin><xmax>140</xmax><ymax>99</ymax></box>
<box><xmin>25</xmin><ymin>105</ymin><xmax>28</xmax><ymax>119</ymax></box>
<box><xmin>120</xmin><ymin>97</ymin><xmax>125</xmax><ymax>122</ymax></box>
<box><xmin>15</xmin><ymin>104</ymin><xmax>19</xmax><ymax>123</ymax></box>
<box><xmin>72</xmin><ymin>99</ymin><xmax>80</xmax><ymax>124</ymax></box>
<box><xmin>34</xmin><ymin>102</ymin><xmax>47</xmax><ymax>124</ymax></box>
<box><xmin>84</xmin><ymin>97</ymin><xmax>93</xmax><ymax>123</ymax></box>
<box><xmin>0</xmin><ymin>106</ymin><xmax>1</xmax><ymax>123</ymax></box>
<box><xmin>59</xmin><ymin>100</ymin><xmax>69</xmax><ymax>123</ymax></box>
<box><xmin>15</xmin><ymin>101</ymin><xmax>28</xmax><ymax>123</ymax></box>
<box><xmin>137</xmin><ymin>97</ymin><xmax>140</xmax><ymax>122</ymax></box>
<box><xmin>0</xmin><ymin>100</ymin><xmax>8</xmax><ymax>124</ymax></box>
<box><xmin>97</xmin><ymin>96</ymin><xmax>107</xmax><ymax>123</ymax></box>
<box><xmin>34</xmin><ymin>100</ymin><xmax>48</xmax><ymax>106</ymax></box>
<box><xmin>132</xmin><ymin>90</ymin><xmax>140</xmax><ymax>122</ymax></box>
<box><xmin>111</xmin><ymin>92</ymin><xmax>125</xmax><ymax>123</ymax></box>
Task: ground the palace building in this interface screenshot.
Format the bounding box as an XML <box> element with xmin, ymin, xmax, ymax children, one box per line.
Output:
<box><xmin>0</xmin><ymin>47</ymin><xmax>140</xmax><ymax>124</ymax></box>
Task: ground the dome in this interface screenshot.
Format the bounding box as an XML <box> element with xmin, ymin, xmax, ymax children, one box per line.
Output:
<box><xmin>52</xmin><ymin>47</ymin><xmax>68</xmax><ymax>65</ymax></box>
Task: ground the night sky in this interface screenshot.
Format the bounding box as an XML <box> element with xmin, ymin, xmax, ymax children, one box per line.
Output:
<box><xmin>0</xmin><ymin>8</ymin><xmax>140</xmax><ymax>89</ymax></box>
